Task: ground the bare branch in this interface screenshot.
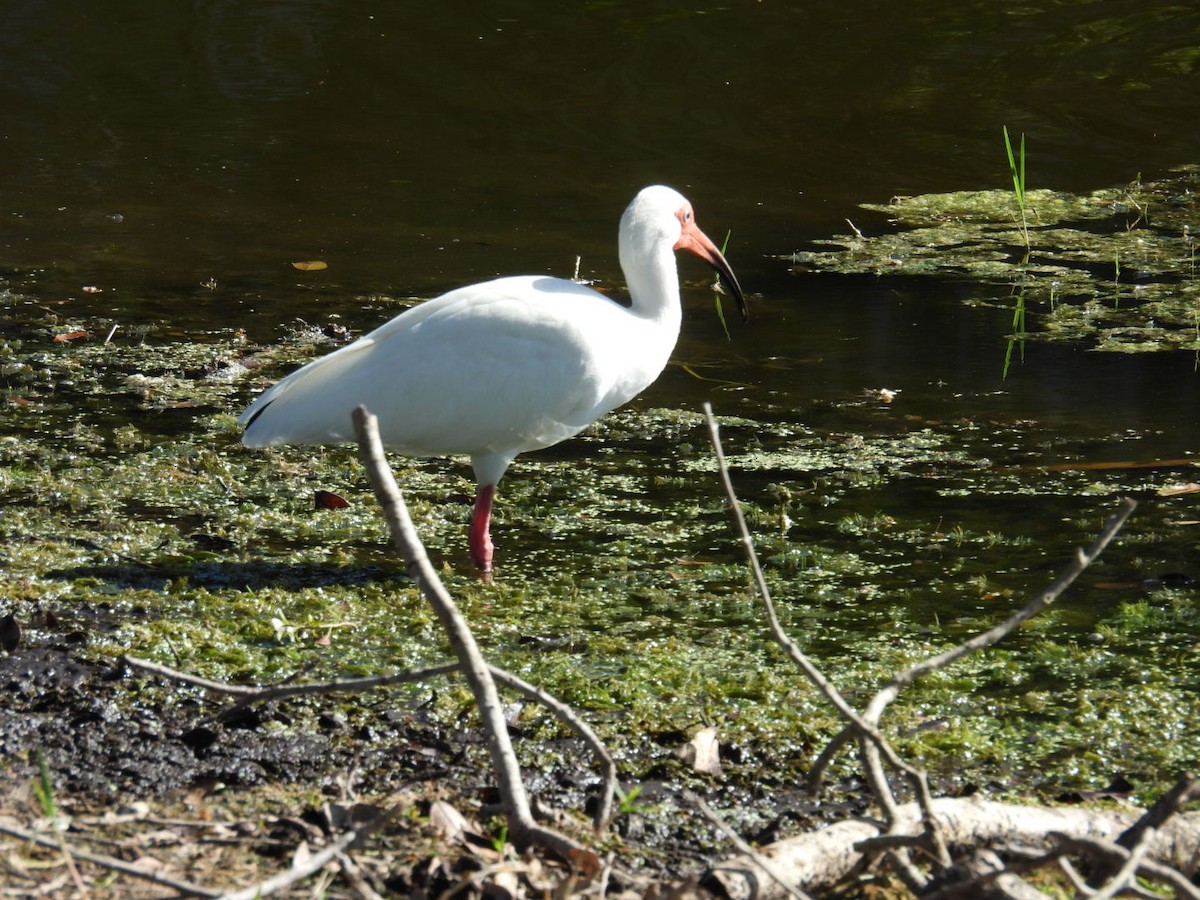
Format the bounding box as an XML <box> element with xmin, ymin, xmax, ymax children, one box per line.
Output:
<box><xmin>862</xmin><ymin>498</ymin><xmax>1138</xmax><ymax>726</ymax></box>
<box><xmin>124</xmin><ymin>655</ymin><xmax>617</xmax><ymax>834</ymax></box>
<box><xmin>0</xmin><ymin>821</ymin><xmax>220</xmax><ymax>898</ymax></box>
<box><xmin>683</xmin><ymin>790</ymin><xmax>814</xmax><ymax>900</ymax></box>
<box><xmin>352</xmin><ymin>405</ymin><xmax>583</xmax><ymax>857</ymax></box>
<box><xmin>805</xmin><ymin>724</ymin><xmax>853</xmax><ymax>791</ymax></box>
<box><xmin>855</xmin><ymin>498</ymin><xmax>1135</xmax><ymax>884</ymax></box>
<box><xmin>335</xmin><ymin>850</ymin><xmax>387</xmax><ymax>900</ymax></box>
<box><xmin>918</xmin><ymin>846</ymin><xmax>1065</xmax><ymax>900</ymax></box>
<box><xmin>1050</xmin><ymin>832</ymin><xmax>1200</xmax><ymax>900</ymax></box>
<box><xmin>122</xmin><ymin>654</ymin><xmax>459</xmax><ymax>702</ymax></box>
<box><xmin>702</xmin><ymin>403</ymin><xmax>945</xmax><ymax>880</ymax></box>
<box><xmin>485</xmin><ymin>666</ymin><xmax>618</xmax><ymax>834</ymax></box>
<box><xmin>1115</xmin><ymin>772</ymin><xmax>1200</xmax><ymax>852</ymax></box>
<box><xmin>217</xmin><ymin>829</ymin><xmax>359</xmax><ymax>900</ymax></box>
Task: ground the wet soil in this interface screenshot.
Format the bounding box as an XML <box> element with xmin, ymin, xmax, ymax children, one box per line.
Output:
<box><xmin>0</xmin><ymin>610</ymin><xmax>859</xmax><ymax>898</ymax></box>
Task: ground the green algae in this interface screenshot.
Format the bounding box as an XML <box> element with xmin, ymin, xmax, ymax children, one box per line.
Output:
<box><xmin>1</xmin><ymin>290</ymin><xmax>1198</xmax><ymax>812</ymax></box>
<box><xmin>787</xmin><ymin>167</ymin><xmax>1200</xmax><ymax>353</ymax></box>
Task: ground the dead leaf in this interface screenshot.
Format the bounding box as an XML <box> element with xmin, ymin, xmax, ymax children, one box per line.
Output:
<box><xmin>314</xmin><ymin>490</ymin><xmax>350</xmax><ymax>510</ymax></box>
<box><xmin>52</xmin><ymin>330</ymin><xmax>89</xmax><ymax>342</ymax></box>
<box><xmin>291</xmin><ymin>840</ymin><xmax>313</xmax><ymax>868</ymax></box>
<box><xmin>491</xmin><ymin>866</ymin><xmax>520</xmax><ymax>900</ymax></box>
<box><xmin>139</xmin><ymin>828</ymin><xmax>182</xmax><ymax>847</ymax></box>
<box><xmin>678</xmin><ymin>726</ymin><xmax>722</xmax><ymax>774</ymax></box>
<box><xmin>566</xmin><ymin>846</ymin><xmax>603</xmax><ymax>878</ymax></box>
<box><xmin>292</xmin><ymin>260</ymin><xmax>328</xmax><ymax>271</ymax></box>
<box><xmin>429</xmin><ymin>799</ymin><xmax>468</xmax><ymax>842</ymax></box>
<box><xmin>100</xmin><ymin>801</ymin><xmax>149</xmax><ymax>824</ymax></box>
<box><xmin>129</xmin><ymin>854</ymin><xmax>169</xmax><ymax>874</ymax></box>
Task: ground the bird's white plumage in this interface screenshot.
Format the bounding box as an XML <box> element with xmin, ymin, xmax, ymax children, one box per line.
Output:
<box><xmin>240</xmin><ymin>185</ymin><xmax>744</xmax><ymax>569</ymax></box>
<box><xmin>241</xmin><ymin>274</ymin><xmax>674</xmax><ymax>475</ymax></box>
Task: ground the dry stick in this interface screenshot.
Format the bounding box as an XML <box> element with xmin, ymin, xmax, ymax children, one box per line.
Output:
<box><xmin>222</xmin><ymin>794</ymin><xmax>405</xmax><ymax>899</ymax></box>
<box><xmin>919</xmin><ymin>779</ymin><xmax>1200</xmax><ymax>900</ymax></box>
<box><xmin>124</xmin><ymin>658</ymin><xmax>617</xmax><ymax>832</ymax></box>
<box><xmin>216</xmin><ymin>829</ymin><xmax>359</xmax><ymax>900</ymax></box>
<box><xmin>335</xmin><ymin>850</ymin><xmax>387</xmax><ymax>900</ymax></box>
<box><xmin>122</xmin><ymin>654</ymin><xmax>460</xmax><ymax>701</ymax></box>
<box><xmin>351</xmin><ymin>405</ymin><xmax>582</xmax><ymax>859</ymax></box>
<box><xmin>860</xmin><ymin>497</ymin><xmax>1138</xmax><ymax>734</ymax></box>
<box><xmin>919</xmin><ymin>846</ymin><xmax>1066</xmax><ymax>900</ymax></box>
<box><xmin>1079</xmin><ymin>773</ymin><xmax>1200</xmax><ymax>898</ymax></box>
<box><xmin>0</xmin><ymin>821</ymin><xmax>220</xmax><ymax>898</ymax></box>
<box><xmin>1049</xmin><ymin>833</ymin><xmax>1200</xmax><ymax>900</ymax></box>
<box><xmin>703</xmin><ymin>404</ymin><xmax>944</xmax><ymax>888</ymax></box>
<box><xmin>852</xmin><ymin>496</ymin><xmax>1137</xmax><ymax>886</ymax></box>
<box><xmin>1092</xmin><ymin>771</ymin><xmax>1200</xmax><ymax>888</ymax></box>
<box><xmin>708</xmin><ymin>405</ymin><xmax>1142</xmax><ymax>893</ymax></box>
<box><xmin>1087</xmin><ymin>835</ymin><xmax>1154</xmax><ymax>900</ymax></box>
<box><xmin>824</xmin><ymin>497</ymin><xmax>1139</xmax><ymax>898</ymax></box>
<box><xmin>683</xmin><ymin>790</ymin><xmax>815</xmax><ymax>900</ymax></box>
<box><xmin>490</xmin><ymin>666</ymin><xmax>617</xmax><ymax>833</ymax></box>
<box><xmin>805</xmin><ymin>724</ymin><xmax>852</xmax><ymax>790</ymax></box>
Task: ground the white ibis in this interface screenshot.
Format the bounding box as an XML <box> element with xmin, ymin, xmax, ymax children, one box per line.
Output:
<box><xmin>240</xmin><ymin>185</ymin><xmax>747</xmax><ymax>571</ymax></box>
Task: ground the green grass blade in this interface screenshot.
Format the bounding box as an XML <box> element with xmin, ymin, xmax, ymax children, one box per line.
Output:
<box><xmin>1002</xmin><ymin>126</ymin><xmax>1025</xmax><ymax>207</ymax></box>
<box><xmin>1019</xmin><ymin>132</ymin><xmax>1026</xmax><ymax>204</ymax></box>
<box><xmin>33</xmin><ymin>751</ymin><xmax>58</xmax><ymax>819</ymax></box>
<box><xmin>713</xmin><ymin>229</ymin><xmax>732</xmax><ymax>341</ymax></box>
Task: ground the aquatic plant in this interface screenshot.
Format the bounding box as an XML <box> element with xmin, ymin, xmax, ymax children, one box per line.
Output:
<box><xmin>1002</xmin><ymin>125</ymin><xmax>1029</xmax><ymax>248</ymax></box>
<box><xmin>786</xmin><ymin>167</ymin><xmax>1200</xmax><ymax>354</ymax></box>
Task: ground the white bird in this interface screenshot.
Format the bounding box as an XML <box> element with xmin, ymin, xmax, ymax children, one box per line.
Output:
<box><xmin>240</xmin><ymin>185</ymin><xmax>746</xmax><ymax>571</ymax></box>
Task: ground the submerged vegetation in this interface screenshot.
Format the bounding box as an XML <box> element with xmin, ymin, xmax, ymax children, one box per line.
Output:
<box><xmin>2</xmin><ymin>275</ymin><xmax>1198</xmax><ymax>813</ymax></box>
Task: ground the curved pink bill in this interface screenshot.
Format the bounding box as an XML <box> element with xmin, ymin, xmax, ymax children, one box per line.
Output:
<box><xmin>675</xmin><ymin>216</ymin><xmax>749</xmax><ymax>323</ymax></box>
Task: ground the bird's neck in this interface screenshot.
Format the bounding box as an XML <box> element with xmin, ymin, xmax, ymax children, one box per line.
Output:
<box><xmin>621</xmin><ymin>243</ymin><xmax>684</xmax><ymax>333</ymax></box>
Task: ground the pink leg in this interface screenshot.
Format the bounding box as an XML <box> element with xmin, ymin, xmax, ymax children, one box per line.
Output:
<box><xmin>469</xmin><ymin>484</ymin><xmax>497</xmax><ymax>571</ymax></box>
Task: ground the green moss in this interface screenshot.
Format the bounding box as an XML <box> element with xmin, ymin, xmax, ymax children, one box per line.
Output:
<box><xmin>1</xmin><ymin>282</ymin><xmax>1197</xmax><ymax>805</ymax></box>
<box><xmin>787</xmin><ymin>168</ymin><xmax>1200</xmax><ymax>353</ymax></box>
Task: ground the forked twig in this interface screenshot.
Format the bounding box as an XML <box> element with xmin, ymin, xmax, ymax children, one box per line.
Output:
<box><xmin>861</xmin><ymin>497</ymin><xmax>1138</xmax><ymax>731</ymax></box>
<box><xmin>217</xmin><ymin>829</ymin><xmax>359</xmax><ymax>900</ymax></box>
<box><xmin>121</xmin><ymin>655</ymin><xmax>459</xmax><ymax>701</ymax></box>
<box><xmin>1086</xmin><ymin>772</ymin><xmax>1200</xmax><ymax>895</ymax></box>
<box><xmin>1049</xmin><ymin>832</ymin><xmax>1200</xmax><ymax>900</ymax></box>
<box><xmin>702</xmin><ymin>403</ymin><xmax>946</xmax><ymax>884</ymax></box>
<box><xmin>703</xmin><ymin>403</ymin><xmax>1141</xmax><ymax>894</ymax></box>
<box><xmin>121</xmin><ymin>653</ymin><xmax>618</xmax><ymax>833</ymax></box>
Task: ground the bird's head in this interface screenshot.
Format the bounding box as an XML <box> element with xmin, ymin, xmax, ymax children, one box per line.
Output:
<box><xmin>621</xmin><ymin>185</ymin><xmax>748</xmax><ymax>322</ymax></box>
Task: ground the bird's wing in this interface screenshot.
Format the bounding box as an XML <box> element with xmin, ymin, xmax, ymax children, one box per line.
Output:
<box><xmin>240</xmin><ymin>276</ymin><xmax>631</xmax><ymax>457</ymax></box>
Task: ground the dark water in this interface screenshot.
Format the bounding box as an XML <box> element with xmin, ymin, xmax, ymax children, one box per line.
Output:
<box><xmin>3</xmin><ymin>2</ymin><xmax>1197</xmax><ymax>535</ymax></box>
<box><xmin>4</xmin><ymin>2</ymin><xmax>1199</xmax><ymax>294</ymax></box>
